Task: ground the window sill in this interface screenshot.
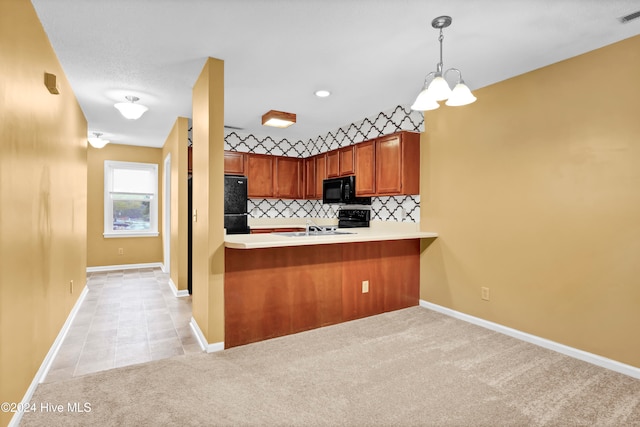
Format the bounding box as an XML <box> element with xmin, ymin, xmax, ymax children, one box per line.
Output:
<box><xmin>103</xmin><ymin>232</ymin><xmax>159</xmax><ymax>238</ymax></box>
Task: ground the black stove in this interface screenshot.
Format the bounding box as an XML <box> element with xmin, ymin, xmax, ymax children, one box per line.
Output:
<box><xmin>338</xmin><ymin>209</ymin><xmax>370</xmax><ymax>228</ymax></box>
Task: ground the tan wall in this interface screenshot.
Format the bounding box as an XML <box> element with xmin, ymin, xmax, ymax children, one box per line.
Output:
<box><xmin>420</xmin><ymin>35</ymin><xmax>640</xmax><ymax>368</ymax></box>
<box><xmin>87</xmin><ymin>144</ymin><xmax>163</xmax><ymax>267</ymax></box>
<box><xmin>191</xmin><ymin>58</ymin><xmax>225</xmax><ymax>344</ymax></box>
<box><xmin>161</xmin><ymin>118</ymin><xmax>190</xmax><ymax>290</ymax></box>
<box><xmin>0</xmin><ymin>1</ymin><xmax>88</xmax><ymax>424</ymax></box>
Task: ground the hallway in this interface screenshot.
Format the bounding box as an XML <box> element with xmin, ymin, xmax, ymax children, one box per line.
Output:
<box><xmin>44</xmin><ymin>268</ymin><xmax>201</xmax><ymax>383</ymax></box>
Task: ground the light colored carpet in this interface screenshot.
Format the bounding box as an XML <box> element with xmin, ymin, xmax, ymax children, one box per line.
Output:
<box><xmin>20</xmin><ymin>307</ymin><xmax>640</xmax><ymax>426</ymax></box>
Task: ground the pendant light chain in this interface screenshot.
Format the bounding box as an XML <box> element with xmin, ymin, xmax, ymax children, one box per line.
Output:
<box><xmin>437</xmin><ymin>28</ymin><xmax>444</xmax><ymax>75</ymax></box>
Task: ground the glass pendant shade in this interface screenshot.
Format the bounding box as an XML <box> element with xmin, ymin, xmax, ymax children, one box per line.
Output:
<box><xmin>445</xmin><ymin>83</ymin><xmax>477</xmax><ymax>106</ymax></box>
<box><xmin>88</xmin><ymin>133</ymin><xmax>109</xmax><ymax>148</ymax></box>
<box><xmin>411</xmin><ymin>16</ymin><xmax>477</xmax><ymax>110</ymax></box>
<box><xmin>427</xmin><ymin>76</ymin><xmax>452</xmax><ymax>101</ymax></box>
<box><xmin>411</xmin><ymin>88</ymin><xmax>440</xmax><ymax>111</ymax></box>
<box><xmin>114</xmin><ymin>102</ymin><xmax>148</xmax><ymax>120</ymax></box>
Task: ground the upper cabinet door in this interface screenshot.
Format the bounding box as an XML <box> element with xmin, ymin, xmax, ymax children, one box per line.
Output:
<box><xmin>326</xmin><ymin>150</ymin><xmax>340</xmax><ymax>178</ymax></box>
<box><xmin>246</xmin><ymin>153</ymin><xmax>274</xmax><ymax>198</ymax></box>
<box><xmin>224</xmin><ymin>151</ymin><xmax>245</xmax><ymax>175</ymax></box>
<box><xmin>304</xmin><ymin>157</ymin><xmax>316</xmax><ymax>199</ymax></box>
<box><xmin>275</xmin><ymin>157</ymin><xmax>302</xmax><ymax>199</ymax></box>
<box><xmin>355</xmin><ymin>140</ymin><xmax>376</xmax><ymax>196</ymax></box>
<box><xmin>327</xmin><ymin>147</ymin><xmax>355</xmax><ymax>177</ymax></box>
<box><xmin>315</xmin><ymin>154</ymin><xmax>327</xmax><ymax>198</ymax></box>
<box><xmin>375</xmin><ymin>132</ymin><xmax>420</xmax><ymax>195</ymax></box>
<box><xmin>339</xmin><ymin>146</ymin><xmax>355</xmax><ymax>176</ymax></box>
<box><xmin>375</xmin><ymin>134</ymin><xmax>403</xmax><ymax>194</ymax></box>
<box><xmin>398</xmin><ymin>132</ymin><xmax>420</xmax><ymax>195</ymax></box>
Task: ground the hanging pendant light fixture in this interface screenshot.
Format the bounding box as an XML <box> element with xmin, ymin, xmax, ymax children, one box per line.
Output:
<box><xmin>88</xmin><ymin>132</ymin><xmax>109</xmax><ymax>148</ymax></box>
<box><xmin>411</xmin><ymin>16</ymin><xmax>477</xmax><ymax>111</ymax></box>
<box><xmin>114</xmin><ymin>95</ymin><xmax>149</xmax><ymax>120</ymax></box>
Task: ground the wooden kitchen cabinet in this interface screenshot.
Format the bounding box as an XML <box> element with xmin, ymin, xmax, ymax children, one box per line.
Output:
<box><xmin>338</xmin><ymin>146</ymin><xmax>355</xmax><ymax>175</ymax></box>
<box><xmin>224</xmin><ymin>151</ymin><xmax>245</xmax><ymax>175</ymax></box>
<box><xmin>275</xmin><ymin>156</ymin><xmax>302</xmax><ymax>199</ymax></box>
<box><xmin>327</xmin><ymin>147</ymin><xmax>355</xmax><ymax>178</ymax></box>
<box><xmin>225</xmin><ymin>244</ymin><xmax>344</xmax><ymax>347</ymax></box>
<box><xmin>314</xmin><ymin>154</ymin><xmax>327</xmax><ymax>198</ymax></box>
<box><xmin>246</xmin><ymin>153</ymin><xmax>274</xmax><ymax>197</ymax></box>
<box><xmin>304</xmin><ymin>157</ymin><xmax>316</xmax><ymax>199</ymax></box>
<box><xmin>224</xmin><ymin>239</ymin><xmax>420</xmax><ymax>348</ymax></box>
<box><xmin>231</xmin><ymin>131</ymin><xmax>418</xmax><ymax>200</ymax></box>
<box><xmin>375</xmin><ymin>132</ymin><xmax>420</xmax><ymax>195</ymax></box>
<box><xmin>326</xmin><ymin>149</ymin><xmax>340</xmax><ymax>178</ymax></box>
<box><xmin>341</xmin><ymin>240</ymin><xmax>420</xmax><ymax>321</ymax></box>
<box><xmin>354</xmin><ymin>140</ymin><xmax>376</xmax><ymax>196</ymax></box>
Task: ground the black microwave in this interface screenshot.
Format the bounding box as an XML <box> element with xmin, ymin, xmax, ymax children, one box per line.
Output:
<box><xmin>322</xmin><ymin>176</ymin><xmax>371</xmax><ymax>205</ymax></box>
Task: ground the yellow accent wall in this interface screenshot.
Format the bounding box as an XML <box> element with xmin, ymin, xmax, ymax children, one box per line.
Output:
<box><xmin>420</xmin><ymin>35</ymin><xmax>640</xmax><ymax>368</ymax></box>
<box><xmin>161</xmin><ymin>118</ymin><xmax>190</xmax><ymax>290</ymax></box>
<box><xmin>87</xmin><ymin>144</ymin><xmax>163</xmax><ymax>267</ymax></box>
<box><xmin>0</xmin><ymin>1</ymin><xmax>87</xmax><ymax>424</ymax></box>
<box><xmin>191</xmin><ymin>58</ymin><xmax>225</xmax><ymax>345</ymax></box>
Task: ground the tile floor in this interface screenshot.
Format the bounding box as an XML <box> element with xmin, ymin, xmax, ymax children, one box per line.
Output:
<box><xmin>44</xmin><ymin>268</ymin><xmax>202</xmax><ymax>383</ymax></box>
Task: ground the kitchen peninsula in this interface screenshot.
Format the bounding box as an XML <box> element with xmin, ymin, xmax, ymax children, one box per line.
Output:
<box><xmin>224</xmin><ymin>222</ymin><xmax>437</xmax><ymax>347</ymax></box>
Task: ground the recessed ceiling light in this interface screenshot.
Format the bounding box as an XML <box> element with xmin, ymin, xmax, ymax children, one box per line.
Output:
<box><xmin>315</xmin><ymin>90</ymin><xmax>331</xmax><ymax>98</ymax></box>
<box><xmin>261</xmin><ymin>110</ymin><xmax>296</xmax><ymax>128</ymax></box>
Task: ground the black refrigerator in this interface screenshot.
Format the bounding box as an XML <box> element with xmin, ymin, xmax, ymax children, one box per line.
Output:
<box><xmin>224</xmin><ymin>174</ymin><xmax>250</xmax><ymax>234</ymax></box>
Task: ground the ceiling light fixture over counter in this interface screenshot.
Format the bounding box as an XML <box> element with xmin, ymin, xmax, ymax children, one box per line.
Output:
<box><xmin>314</xmin><ymin>90</ymin><xmax>331</xmax><ymax>98</ymax></box>
<box><xmin>411</xmin><ymin>16</ymin><xmax>477</xmax><ymax>111</ymax></box>
<box><xmin>88</xmin><ymin>132</ymin><xmax>109</xmax><ymax>148</ymax></box>
<box><xmin>114</xmin><ymin>95</ymin><xmax>149</xmax><ymax>120</ymax></box>
<box><xmin>262</xmin><ymin>110</ymin><xmax>296</xmax><ymax>128</ymax></box>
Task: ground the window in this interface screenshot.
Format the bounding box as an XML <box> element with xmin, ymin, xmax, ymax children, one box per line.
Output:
<box><xmin>104</xmin><ymin>160</ymin><xmax>158</xmax><ymax>237</ymax></box>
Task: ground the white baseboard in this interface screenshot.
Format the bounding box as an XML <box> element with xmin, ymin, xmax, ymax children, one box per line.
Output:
<box><xmin>190</xmin><ymin>317</ymin><xmax>224</xmax><ymax>353</ymax></box>
<box><xmin>167</xmin><ymin>278</ymin><xmax>190</xmax><ymax>298</ymax></box>
<box><xmin>86</xmin><ymin>262</ymin><xmax>164</xmax><ymax>273</ymax></box>
<box><xmin>419</xmin><ymin>300</ymin><xmax>640</xmax><ymax>380</ymax></box>
<box><xmin>9</xmin><ymin>286</ymin><xmax>89</xmax><ymax>427</ymax></box>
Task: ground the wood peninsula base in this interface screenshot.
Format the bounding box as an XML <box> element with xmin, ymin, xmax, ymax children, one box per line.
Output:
<box><xmin>224</xmin><ymin>239</ymin><xmax>420</xmax><ymax>348</ymax></box>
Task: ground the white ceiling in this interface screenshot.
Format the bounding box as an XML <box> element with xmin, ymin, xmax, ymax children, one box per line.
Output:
<box><xmin>31</xmin><ymin>0</ymin><xmax>640</xmax><ymax>148</ymax></box>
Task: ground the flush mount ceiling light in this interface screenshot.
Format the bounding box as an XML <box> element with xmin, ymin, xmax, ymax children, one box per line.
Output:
<box><xmin>114</xmin><ymin>95</ymin><xmax>149</xmax><ymax>120</ymax></box>
<box><xmin>314</xmin><ymin>90</ymin><xmax>331</xmax><ymax>98</ymax></box>
<box><xmin>411</xmin><ymin>16</ymin><xmax>477</xmax><ymax>111</ymax></box>
<box><xmin>261</xmin><ymin>110</ymin><xmax>296</xmax><ymax>128</ymax></box>
<box><xmin>88</xmin><ymin>132</ymin><xmax>109</xmax><ymax>149</ymax></box>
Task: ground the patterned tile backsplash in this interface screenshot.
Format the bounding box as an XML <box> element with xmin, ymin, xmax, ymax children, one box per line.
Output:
<box><xmin>248</xmin><ymin>196</ymin><xmax>420</xmax><ymax>222</ymax></box>
<box><xmin>227</xmin><ymin>105</ymin><xmax>425</xmax><ymax>223</ymax></box>
<box><xmin>248</xmin><ymin>199</ymin><xmax>337</xmax><ymax>220</ymax></box>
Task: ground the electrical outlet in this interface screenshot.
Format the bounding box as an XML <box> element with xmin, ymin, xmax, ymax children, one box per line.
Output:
<box><xmin>69</xmin><ymin>280</ymin><xmax>74</xmax><ymax>294</ymax></box>
<box><xmin>362</xmin><ymin>280</ymin><xmax>369</xmax><ymax>293</ymax></box>
<box><xmin>118</xmin><ymin>248</ymin><xmax>124</xmax><ymax>255</ymax></box>
<box><xmin>481</xmin><ymin>287</ymin><xmax>490</xmax><ymax>301</ymax></box>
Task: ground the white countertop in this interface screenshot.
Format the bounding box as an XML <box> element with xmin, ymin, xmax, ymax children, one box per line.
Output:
<box><xmin>225</xmin><ymin>220</ymin><xmax>438</xmax><ymax>249</ymax></box>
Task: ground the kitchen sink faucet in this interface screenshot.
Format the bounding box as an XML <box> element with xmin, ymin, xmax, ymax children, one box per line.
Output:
<box><xmin>305</xmin><ymin>218</ymin><xmax>325</xmax><ymax>235</ymax></box>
